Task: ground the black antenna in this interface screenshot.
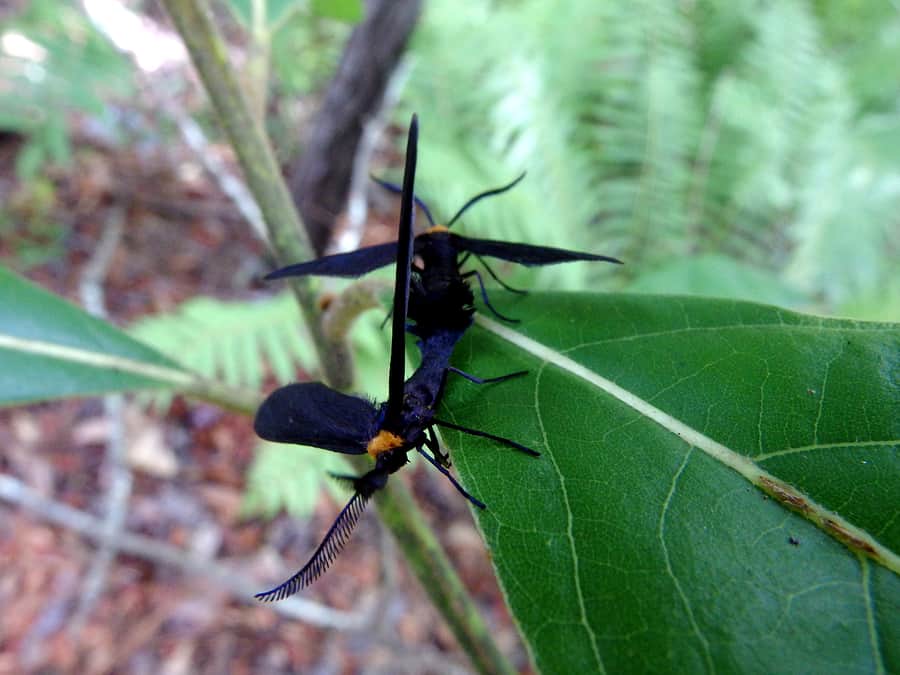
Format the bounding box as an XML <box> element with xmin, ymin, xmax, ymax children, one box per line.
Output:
<box><xmin>446</xmin><ymin>172</ymin><xmax>526</xmax><ymax>228</ymax></box>
<box><xmin>384</xmin><ymin>114</ymin><xmax>418</xmax><ymax>430</ymax></box>
<box><xmin>371</xmin><ymin>176</ymin><xmax>437</xmax><ymax>228</ymax></box>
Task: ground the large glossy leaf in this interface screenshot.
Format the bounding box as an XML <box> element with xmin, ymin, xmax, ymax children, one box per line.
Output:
<box><xmin>0</xmin><ymin>266</ymin><xmax>191</xmax><ymax>406</ymax></box>
<box><xmin>440</xmin><ymin>292</ymin><xmax>899</xmax><ymax>674</ymax></box>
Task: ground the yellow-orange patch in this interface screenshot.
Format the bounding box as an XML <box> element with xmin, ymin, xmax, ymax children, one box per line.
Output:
<box><xmin>367</xmin><ymin>430</ymin><xmax>404</xmax><ymax>458</ymax></box>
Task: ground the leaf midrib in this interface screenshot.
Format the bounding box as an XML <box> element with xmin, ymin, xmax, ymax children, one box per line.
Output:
<box><xmin>555</xmin><ymin>322</ymin><xmax>898</xmax><ymax>348</ymax></box>
<box><xmin>477</xmin><ymin>315</ymin><xmax>900</xmax><ymax>575</ymax></box>
<box><xmin>0</xmin><ymin>333</ymin><xmax>192</xmax><ymax>386</ymax></box>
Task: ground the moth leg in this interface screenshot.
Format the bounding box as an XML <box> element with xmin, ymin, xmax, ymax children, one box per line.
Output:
<box><xmin>380</xmin><ymin>307</ymin><xmax>392</xmax><ymax>330</ymax></box>
<box><xmin>446</xmin><ymin>366</ymin><xmax>528</xmax><ymax>385</ymax></box>
<box><xmin>328</xmin><ymin>472</ymin><xmax>360</xmax><ymax>489</ymax></box>
<box><xmin>418</xmin><ymin>444</ymin><xmax>486</xmax><ymax>510</ymax></box>
<box><xmin>459</xmin><ymin>251</ymin><xmax>527</xmax><ymax>295</ymax></box>
<box><xmin>462</xmin><ymin>270</ymin><xmax>520</xmax><ymax>323</ymax></box>
<box><xmin>433</xmin><ymin>418</ymin><xmax>540</xmax><ymax>457</ymax></box>
<box><xmin>424</xmin><ymin>426</ymin><xmax>452</xmax><ymax>467</ymax></box>
<box><xmin>474</xmin><ymin>254</ymin><xmax>528</xmax><ymax>295</ymax></box>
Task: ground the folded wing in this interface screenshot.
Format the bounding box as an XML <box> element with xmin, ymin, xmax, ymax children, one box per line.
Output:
<box><xmin>254</xmin><ymin>382</ymin><xmax>378</xmax><ymax>454</ymax></box>
<box><xmin>264</xmin><ymin>242</ymin><xmax>398</xmax><ymax>280</ymax></box>
<box><xmin>448</xmin><ymin>233</ymin><xmax>622</xmax><ymax>266</ymax></box>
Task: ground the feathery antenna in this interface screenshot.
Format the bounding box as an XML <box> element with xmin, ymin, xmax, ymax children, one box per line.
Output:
<box><xmin>254</xmin><ymin>490</ymin><xmax>371</xmax><ymax>601</ymax></box>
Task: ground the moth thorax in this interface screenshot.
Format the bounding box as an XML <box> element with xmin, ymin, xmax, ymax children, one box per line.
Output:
<box><xmin>367</xmin><ymin>430</ymin><xmax>405</xmax><ymax>458</ymax></box>
<box><xmin>425</xmin><ymin>224</ymin><xmax>449</xmax><ymax>234</ymax></box>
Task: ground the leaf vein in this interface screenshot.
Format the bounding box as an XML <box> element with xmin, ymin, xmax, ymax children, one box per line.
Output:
<box><xmin>860</xmin><ymin>556</ymin><xmax>886</xmax><ymax>675</ymax></box>
<box><xmin>533</xmin><ymin>360</ymin><xmax>606</xmax><ymax>673</ymax></box>
<box><xmin>658</xmin><ymin>447</ymin><xmax>714</xmax><ymax>671</ymax></box>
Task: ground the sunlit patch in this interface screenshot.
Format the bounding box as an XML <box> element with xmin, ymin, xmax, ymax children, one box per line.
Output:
<box><xmin>1</xmin><ymin>32</ymin><xmax>47</xmax><ymax>62</ymax></box>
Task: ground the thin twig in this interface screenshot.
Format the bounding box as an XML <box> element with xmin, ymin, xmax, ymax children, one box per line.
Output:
<box><xmin>169</xmin><ymin>92</ymin><xmax>268</xmax><ymax>243</ymax></box>
<box><xmin>161</xmin><ymin>0</ymin><xmax>351</xmax><ymax>389</ymax></box>
<box><xmin>72</xmin><ymin>209</ymin><xmax>130</xmax><ymax>634</ymax></box>
<box><xmin>0</xmin><ymin>474</ymin><xmax>374</xmax><ymax>630</ymax></box>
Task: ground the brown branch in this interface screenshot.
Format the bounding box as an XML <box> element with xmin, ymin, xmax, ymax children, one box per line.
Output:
<box><xmin>289</xmin><ymin>0</ymin><xmax>422</xmax><ymax>255</ymax></box>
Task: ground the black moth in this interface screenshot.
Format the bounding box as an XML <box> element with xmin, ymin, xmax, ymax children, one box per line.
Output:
<box><xmin>265</xmin><ymin>172</ymin><xmax>622</xmax><ymax>322</ymax></box>
<box><xmin>253</xmin><ymin>114</ymin><xmax>537</xmax><ymax>602</ymax></box>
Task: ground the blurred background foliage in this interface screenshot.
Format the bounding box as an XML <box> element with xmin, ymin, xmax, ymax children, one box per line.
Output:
<box><xmin>4</xmin><ymin>0</ymin><xmax>896</xmax><ymax>314</ymax></box>
<box><xmin>2</xmin><ymin>0</ymin><xmax>898</xmax><ymax>519</ymax></box>
<box><xmin>400</xmin><ymin>0</ymin><xmax>900</xmax><ymax>319</ymax></box>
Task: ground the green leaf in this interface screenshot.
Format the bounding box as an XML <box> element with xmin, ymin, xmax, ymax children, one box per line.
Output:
<box><xmin>441</xmin><ymin>292</ymin><xmax>899</xmax><ymax>674</ymax></box>
<box><xmin>0</xmin><ymin>266</ymin><xmax>191</xmax><ymax>406</ymax></box>
<box><xmin>310</xmin><ymin>0</ymin><xmax>363</xmax><ymax>23</ymax></box>
<box><xmin>227</xmin><ymin>0</ymin><xmax>361</xmax><ymax>30</ymax></box>
<box><xmin>129</xmin><ymin>293</ymin><xmax>315</xmax><ymax>390</ymax></box>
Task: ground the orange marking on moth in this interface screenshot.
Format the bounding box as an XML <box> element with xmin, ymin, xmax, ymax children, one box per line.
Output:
<box><xmin>426</xmin><ymin>224</ymin><xmax>449</xmax><ymax>234</ymax></box>
<box><xmin>367</xmin><ymin>430</ymin><xmax>405</xmax><ymax>458</ymax></box>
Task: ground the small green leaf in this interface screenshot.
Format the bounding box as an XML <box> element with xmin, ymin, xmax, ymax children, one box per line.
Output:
<box><xmin>310</xmin><ymin>0</ymin><xmax>363</xmax><ymax>23</ymax></box>
<box><xmin>0</xmin><ymin>266</ymin><xmax>190</xmax><ymax>406</ymax></box>
<box><xmin>441</xmin><ymin>292</ymin><xmax>899</xmax><ymax>674</ymax></box>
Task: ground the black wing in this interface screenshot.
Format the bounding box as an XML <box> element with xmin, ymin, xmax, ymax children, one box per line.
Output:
<box><xmin>254</xmin><ymin>488</ymin><xmax>371</xmax><ymax>601</ymax></box>
<box><xmin>384</xmin><ymin>114</ymin><xmax>418</xmax><ymax>430</ymax></box>
<box><xmin>254</xmin><ymin>382</ymin><xmax>378</xmax><ymax>454</ymax></box>
<box><xmin>264</xmin><ymin>242</ymin><xmax>398</xmax><ymax>280</ymax></box>
<box><xmin>448</xmin><ymin>233</ymin><xmax>623</xmax><ymax>266</ymax></box>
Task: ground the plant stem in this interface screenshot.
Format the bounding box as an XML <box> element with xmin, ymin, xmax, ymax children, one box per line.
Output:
<box><xmin>160</xmin><ymin>0</ymin><xmax>352</xmax><ymax>390</ymax></box>
<box><xmin>160</xmin><ymin>2</ymin><xmax>518</xmax><ymax>672</ymax></box>
<box><xmin>371</xmin><ymin>466</ymin><xmax>518</xmax><ymax>675</ymax></box>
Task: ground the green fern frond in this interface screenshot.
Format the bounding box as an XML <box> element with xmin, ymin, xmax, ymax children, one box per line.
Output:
<box><xmin>129</xmin><ymin>292</ymin><xmax>316</xmax><ymax>409</ymax></box>
<box><xmin>399</xmin><ymin>0</ymin><xmax>899</xmax><ymax>318</ymax></box>
<box><xmin>242</xmin><ymin>440</ymin><xmax>351</xmax><ymax>519</ymax></box>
